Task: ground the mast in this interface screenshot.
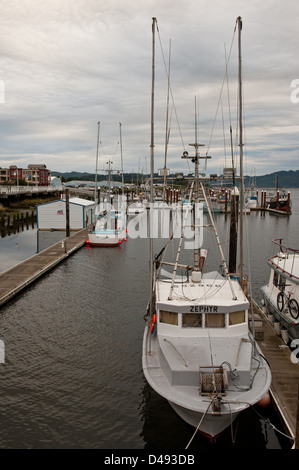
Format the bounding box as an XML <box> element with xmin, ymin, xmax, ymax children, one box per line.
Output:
<box><xmin>237</xmin><ymin>16</ymin><xmax>244</xmax><ymax>285</ymax></box>
<box><xmin>181</xmin><ymin>96</ymin><xmax>210</xmax><ymax>270</ymax></box>
<box><xmin>119</xmin><ymin>122</ymin><xmax>124</xmax><ymax>188</ymax></box>
<box><xmin>94</xmin><ymin>121</ymin><xmax>100</xmax><ymax>208</ymax></box>
<box><xmin>149</xmin><ymin>17</ymin><xmax>156</xmax><ymax>318</ymax></box>
<box><xmin>163</xmin><ymin>39</ymin><xmax>171</xmax><ymax>189</ymax></box>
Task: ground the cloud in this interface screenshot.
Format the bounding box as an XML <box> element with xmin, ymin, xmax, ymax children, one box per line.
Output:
<box><xmin>0</xmin><ymin>0</ymin><xmax>298</xmax><ymax>177</ymax></box>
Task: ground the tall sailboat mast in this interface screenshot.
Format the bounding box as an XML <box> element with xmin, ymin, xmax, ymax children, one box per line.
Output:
<box><xmin>237</xmin><ymin>16</ymin><xmax>244</xmax><ymax>285</ymax></box>
<box><xmin>119</xmin><ymin>122</ymin><xmax>124</xmax><ymax>189</ymax></box>
<box><xmin>94</xmin><ymin>121</ymin><xmax>100</xmax><ymax>207</ymax></box>
<box><xmin>149</xmin><ymin>17</ymin><xmax>156</xmax><ymax>318</ymax></box>
<box><xmin>181</xmin><ymin>96</ymin><xmax>210</xmax><ymax>270</ymax></box>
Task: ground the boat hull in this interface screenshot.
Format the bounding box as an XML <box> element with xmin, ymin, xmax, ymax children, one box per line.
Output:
<box><xmin>261</xmin><ymin>287</ymin><xmax>299</xmax><ymax>343</ymax></box>
<box><xmin>168</xmin><ymin>401</ymin><xmax>239</xmax><ymax>441</ymax></box>
<box><xmin>142</xmin><ymin>290</ymin><xmax>271</xmax><ymax>441</ymax></box>
<box><xmin>87</xmin><ymin>229</ymin><xmax>126</xmax><ymax>247</ymax></box>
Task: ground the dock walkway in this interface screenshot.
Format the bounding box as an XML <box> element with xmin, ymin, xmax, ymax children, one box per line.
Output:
<box><xmin>252</xmin><ymin>300</ymin><xmax>299</xmax><ymax>446</ymax></box>
<box><xmin>0</xmin><ymin>227</ymin><xmax>89</xmax><ymax>308</ymax></box>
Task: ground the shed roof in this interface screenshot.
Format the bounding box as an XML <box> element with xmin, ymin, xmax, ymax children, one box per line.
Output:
<box><xmin>69</xmin><ymin>197</ymin><xmax>94</xmax><ymax>206</ymax></box>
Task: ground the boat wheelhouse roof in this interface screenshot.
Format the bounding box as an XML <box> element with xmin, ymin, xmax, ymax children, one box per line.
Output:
<box><xmin>156</xmin><ymin>275</ymin><xmax>249</xmax><ymax>313</ymax></box>
<box><xmin>268</xmin><ymin>239</ymin><xmax>299</xmax><ymax>283</ymax></box>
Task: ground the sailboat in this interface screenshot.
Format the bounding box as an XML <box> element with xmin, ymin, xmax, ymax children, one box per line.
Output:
<box><xmin>142</xmin><ymin>17</ymin><xmax>271</xmax><ymax>442</ymax></box>
<box><xmin>87</xmin><ymin>123</ymin><xmax>127</xmax><ymax>247</ymax></box>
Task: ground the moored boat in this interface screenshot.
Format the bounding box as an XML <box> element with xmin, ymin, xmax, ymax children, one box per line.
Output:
<box><xmin>87</xmin><ymin>204</ymin><xmax>127</xmax><ymax>247</ymax></box>
<box><xmin>87</xmin><ymin>123</ymin><xmax>127</xmax><ymax>247</ymax></box>
<box><xmin>261</xmin><ymin>238</ymin><xmax>299</xmax><ymax>345</ymax></box>
<box><xmin>142</xmin><ymin>16</ymin><xmax>271</xmax><ymax>442</ymax></box>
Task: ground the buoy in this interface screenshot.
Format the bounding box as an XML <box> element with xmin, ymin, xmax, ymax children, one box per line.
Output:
<box><xmin>257</xmin><ymin>392</ymin><xmax>271</xmax><ymax>408</ymax></box>
<box><xmin>150</xmin><ymin>314</ymin><xmax>157</xmax><ymax>334</ymax></box>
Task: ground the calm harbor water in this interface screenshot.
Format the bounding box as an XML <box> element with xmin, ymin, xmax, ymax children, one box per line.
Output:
<box><xmin>0</xmin><ymin>189</ymin><xmax>298</xmax><ymax>449</ymax></box>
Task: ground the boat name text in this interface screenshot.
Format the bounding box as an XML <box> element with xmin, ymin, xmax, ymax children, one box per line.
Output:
<box><xmin>190</xmin><ymin>305</ymin><xmax>218</xmax><ymax>313</ymax></box>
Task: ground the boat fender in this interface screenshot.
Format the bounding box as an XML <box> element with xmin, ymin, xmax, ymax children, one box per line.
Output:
<box><xmin>150</xmin><ymin>314</ymin><xmax>157</xmax><ymax>334</ymax></box>
<box><xmin>257</xmin><ymin>391</ymin><xmax>271</xmax><ymax>408</ymax></box>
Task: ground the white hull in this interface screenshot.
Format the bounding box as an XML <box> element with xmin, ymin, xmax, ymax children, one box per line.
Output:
<box><xmin>261</xmin><ymin>239</ymin><xmax>299</xmax><ymax>343</ymax></box>
<box><xmin>143</xmin><ymin>324</ymin><xmax>270</xmax><ymax>439</ymax></box>
<box><xmin>88</xmin><ymin>228</ymin><xmax>126</xmax><ymax>247</ymax></box>
<box><xmin>142</xmin><ymin>273</ymin><xmax>271</xmax><ymax>440</ymax></box>
<box><xmin>168</xmin><ymin>401</ymin><xmax>239</xmax><ymax>440</ymax></box>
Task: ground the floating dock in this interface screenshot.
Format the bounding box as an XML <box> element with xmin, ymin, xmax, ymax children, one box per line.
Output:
<box><xmin>0</xmin><ymin>227</ymin><xmax>89</xmax><ymax>308</ymax></box>
<box><xmin>251</xmin><ymin>299</ymin><xmax>299</xmax><ymax>447</ymax></box>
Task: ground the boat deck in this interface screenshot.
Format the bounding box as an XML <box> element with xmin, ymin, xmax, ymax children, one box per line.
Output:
<box><xmin>251</xmin><ymin>300</ymin><xmax>299</xmax><ymax>444</ymax></box>
<box><xmin>0</xmin><ymin>227</ymin><xmax>90</xmax><ymax>308</ymax></box>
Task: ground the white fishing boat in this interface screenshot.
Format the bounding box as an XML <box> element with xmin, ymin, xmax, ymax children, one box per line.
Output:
<box><xmin>246</xmin><ymin>195</ymin><xmax>258</xmax><ymax>209</ymax></box>
<box><xmin>88</xmin><ymin>204</ymin><xmax>127</xmax><ymax>247</ymax></box>
<box><xmin>261</xmin><ymin>238</ymin><xmax>299</xmax><ymax>345</ymax></box>
<box><xmin>142</xmin><ymin>17</ymin><xmax>271</xmax><ymax>442</ymax></box>
<box><xmin>87</xmin><ymin>123</ymin><xmax>127</xmax><ymax>247</ymax></box>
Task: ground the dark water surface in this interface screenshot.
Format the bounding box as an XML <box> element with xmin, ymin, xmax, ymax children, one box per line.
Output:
<box><xmin>0</xmin><ymin>190</ymin><xmax>298</xmax><ymax>449</ymax></box>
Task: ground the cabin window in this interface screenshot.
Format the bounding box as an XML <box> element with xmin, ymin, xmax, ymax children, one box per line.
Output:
<box><xmin>273</xmin><ymin>271</ymin><xmax>279</xmax><ymax>287</ymax></box>
<box><xmin>182</xmin><ymin>313</ymin><xmax>202</xmax><ymax>328</ymax></box>
<box><xmin>229</xmin><ymin>311</ymin><xmax>245</xmax><ymax>325</ymax></box>
<box><xmin>279</xmin><ymin>275</ymin><xmax>286</xmax><ymax>291</ymax></box>
<box><xmin>159</xmin><ymin>310</ymin><xmax>178</xmax><ymax>326</ymax></box>
<box><xmin>205</xmin><ymin>313</ymin><xmax>225</xmax><ymax>328</ymax></box>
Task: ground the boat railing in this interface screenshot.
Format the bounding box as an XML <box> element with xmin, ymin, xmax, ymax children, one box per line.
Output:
<box><xmin>269</xmin><ymin>238</ymin><xmax>299</xmax><ymax>281</ymax></box>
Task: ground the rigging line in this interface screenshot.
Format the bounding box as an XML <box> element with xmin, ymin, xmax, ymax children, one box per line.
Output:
<box><xmin>168</xmin><ymin>182</ymin><xmax>194</xmax><ymax>300</ymax></box>
<box><xmin>243</xmin><ymin>206</ymin><xmax>257</xmax><ymax>351</ymax></box>
<box><xmin>206</xmin><ymin>22</ymin><xmax>237</xmax><ymax>155</ymax></box>
<box><xmin>185</xmin><ymin>401</ymin><xmax>213</xmax><ymax>449</ymax></box>
<box><xmin>201</xmin><ymin>182</ymin><xmax>237</xmax><ymax>300</ymax></box>
<box><xmin>164</xmin><ymin>338</ymin><xmax>188</xmax><ymax>367</ymax></box>
<box><xmin>251</xmin><ymin>406</ymin><xmax>295</xmax><ymax>442</ymax></box>
<box><xmin>224</xmin><ymin>42</ymin><xmax>233</xmax><ymax>130</ymax></box>
<box><xmin>163</xmin><ymin>38</ymin><xmax>171</xmax><ymax>181</ymax></box>
<box><xmin>221</xmin><ymin>96</ymin><xmax>227</xmax><ymax>166</ymax></box>
<box><xmin>155</xmin><ymin>19</ymin><xmax>186</xmax><ymax>153</ymax></box>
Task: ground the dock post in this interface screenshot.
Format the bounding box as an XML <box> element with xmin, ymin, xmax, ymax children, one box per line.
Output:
<box><xmin>65</xmin><ymin>189</ymin><xmax>70</xmax><ymax>237</ymax></box>
<box><xmin>296</xmin><ymin>381</ymin><xmax>299</xmax><ymax>449</ymax></box>
<box><xmin>287</xmin><ymin>191</ymin><xmax>291</xmax><ymax>214</ymax></box>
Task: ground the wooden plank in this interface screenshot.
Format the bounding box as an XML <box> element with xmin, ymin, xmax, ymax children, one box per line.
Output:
<box><xmin>0</xmin><ymin>227</ymin><xmax>90</xmax><ymax>307</ymax></box>
<box><xmin>251</xmin><ymin>299</ymin><xmax>299</xmax><ymax>443</ymax></box>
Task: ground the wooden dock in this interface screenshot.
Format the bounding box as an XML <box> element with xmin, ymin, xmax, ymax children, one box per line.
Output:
<box><xmin>251</xmin><ymin>299</ymin><xmax>299</xmax><ymax>447</ymax></box>
<box><xmin>0</xmin><ymin>227</ymin><xmax>89</xmax><ymax>308</ymax></box>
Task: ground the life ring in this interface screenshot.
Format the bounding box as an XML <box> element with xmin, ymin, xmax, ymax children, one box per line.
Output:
<box><xmin>150</xmin><ymin>314</ymin><xmax>157</xmax><ymax>334</ymax></box>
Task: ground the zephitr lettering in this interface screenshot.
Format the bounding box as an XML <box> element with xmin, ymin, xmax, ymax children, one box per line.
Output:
<box><xmin>190</xmin><ymin>305</ymin><xmax>218</xmax><ymax>313</ymax></box>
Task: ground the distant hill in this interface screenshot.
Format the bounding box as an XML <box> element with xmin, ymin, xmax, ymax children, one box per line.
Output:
<box><xmin>245</xmin><ymin>170</ymin><xmax>299</xmax><ymax>188</ymax></box>
<box><xmin>51</xmin><ymin>169</ymin><xmax>299</xmax><ymax>188</ymax></box>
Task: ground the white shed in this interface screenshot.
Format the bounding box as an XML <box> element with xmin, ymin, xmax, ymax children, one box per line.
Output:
<box><xmin>36</xmin><ymin>197</ymin><xmax>94</xmax><ymax>230</ymax></box>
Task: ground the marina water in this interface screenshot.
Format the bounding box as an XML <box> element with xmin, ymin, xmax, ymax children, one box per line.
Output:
<box><xmin>0</xmin><ymin>190</ymin><xmax>298</xmax><ymax>449</ymax></box>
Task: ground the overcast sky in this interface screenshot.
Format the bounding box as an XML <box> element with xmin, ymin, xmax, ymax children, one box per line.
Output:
<box><xmin>0</xmin><ymin>0</ymin><xmax>298</xmax><ymax>178</ymax></box>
